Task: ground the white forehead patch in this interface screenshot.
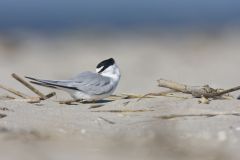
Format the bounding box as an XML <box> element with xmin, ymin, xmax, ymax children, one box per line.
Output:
<box><xmin>96</xmin><ymin>66</ymin><xmax>104</xmax><ymax>73</ymax></box>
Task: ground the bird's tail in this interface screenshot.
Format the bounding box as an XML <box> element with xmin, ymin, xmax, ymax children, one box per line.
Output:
<box><xmin>25</xmin><ymin>76</ymin><xmax>58</xmax><ymax>89</ymax></box>
<box><xmin>25</xmin><ymin>76</ymin><xmax>78</xmax><ymax>90</ymax></box>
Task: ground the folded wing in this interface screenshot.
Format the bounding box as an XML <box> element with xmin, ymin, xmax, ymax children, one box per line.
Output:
<box><xmin>25</xmin><ymin>71</ymin><xmax>113</xmax><ymax>95</ymax></box>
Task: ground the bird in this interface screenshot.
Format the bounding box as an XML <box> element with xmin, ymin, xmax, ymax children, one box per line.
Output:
<box><xmin>25</xmin><ymin>58</ymin><xmax>121</xmax><ymax>101</ymax></box>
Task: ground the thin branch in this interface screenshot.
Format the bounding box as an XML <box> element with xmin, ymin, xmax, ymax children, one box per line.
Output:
<box><xmin>203</xmin><ymin>86</ymin><xmax>240</xmax><ymax>98</ymax></box>
<box><xmin>92</xmin><ymin>109</ymin><xmax>154</xmax><ymax>113</ymax></box>
<box><xmin>157</xmin><ymin>79</ymin><xmax>240</xmax><ymax>98</ymax></box>
<box><xmin>137</xmin><ymin>90</ymin><xmax>180</xmax><ymax>102</ymax></box>
<box><xmin>121</xmin><ymin>93</ymin><xmax>154</xmax><ymax>99</ymax></box>
<box><xmin>158</xmin><ymin>79</ymin><xmax>191</xmax><ymax>93</ymax></box>
<box><xmin>109</xmin><ymin>94</ymin><xmax>153</xmax><ymax>100</ymax></box>
<box><xmin>58</xmin><ymin>99</ymin><xmax>83</xmax><ymax>105</ymax></box>
<box><xmin>12</xmin><ymin>73</ymin><xmax>46</xmax><ymax>99</ymax></box>
<box><xmin>98</xmin><ymin>117</ymin><xmax>115</xmax><ymax>124</ymax></box>
<box><xmin>44</xmin><ymin>92</ymin><xmax>56</xmax><ymax>99</ymax></box>
<box><xmin>89</xmin><ymin>104</ymin><xmax>105</xmax><ymax>109</ymax></box>
<box><xmin>0</xmin><ymin>83</ymin><xmax>29</xmax><ymax>99</ymax></box>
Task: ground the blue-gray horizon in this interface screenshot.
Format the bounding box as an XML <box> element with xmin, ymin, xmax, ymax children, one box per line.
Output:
<box><xmin>0</xmin><ymin>0</ymin><xmax>240</xmax><ymax>32</ymax></box>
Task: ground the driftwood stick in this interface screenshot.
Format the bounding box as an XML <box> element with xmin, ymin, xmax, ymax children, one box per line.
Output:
<box><xmin>12</xmin><ymin>73</ymin><xmax>46</xmax><ymax>99</ymax></box>
<box><xmin>157</xmin><ymin>79</ymin><xmax>240</xmax><ymax>98</ymax></box>
<box><xmin>158</xmin><ymin>79</ymin><xmax>191</xmax><ymax>93</ymax></box>
<box><xmin>0</xmin><ymin>84</ymin><xmax>29</xmax><ymax>99</ymax></box>
<box><xmin>203</xmin><ymin>86</ymin><xmax>240</xmax><ymax>98</ymax></box>
<box><xmin>44</xmin><ymin>92</ymin><xmax>56</xmax><ymax>99</ymax></box>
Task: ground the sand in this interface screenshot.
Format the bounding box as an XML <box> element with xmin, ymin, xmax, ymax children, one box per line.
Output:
<box><xmin>0</xmin><ymin>31</ymin><xmax>240</xmax><ymax>160</ymax></box>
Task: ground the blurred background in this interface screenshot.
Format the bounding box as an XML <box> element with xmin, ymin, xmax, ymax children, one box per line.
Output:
<box><xmin>1</xmin><ymin>1</ymin><xmax>240</xmax><ymax>160</ymax></box>
<box><xmin>0</xmin><ymin>0</ymin><xmax>240</xmax><ymax>96</ymax></box>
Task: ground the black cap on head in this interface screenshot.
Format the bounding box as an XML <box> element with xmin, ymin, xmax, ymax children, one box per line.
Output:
<box><xmin>96</xmin><ymin>58</ymin><xmax>115</xmax><ymax>73</ymax></box>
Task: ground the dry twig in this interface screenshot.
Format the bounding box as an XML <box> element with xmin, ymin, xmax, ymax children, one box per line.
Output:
<box><xmin>12</xmin><ymin>73</ymin><xmax>47</xmax><ymax>99</ymax></box>
<box><xmin>44</xmin><ymin>92</ymin><xmax>56</xmax><ymax>99</ymax></box>
<box><xmin>98</xmin><ymin>117</ymin><xmax>115</xmax><ymax>124</ymax></box>
<box><xmin>137</xmin><ymin>90</ymin><xmax>186</xmax><ymax>102</ymax></box>
<box><xmin>0</xmin><ymin>84</ymin><xmax>28</xmax><ymax>99</ymax></box>
<box><xmin>92</xmin><ymin>109</ymin><xmax>154</xmax><ymax>113</ymax></box>
<box><xmin>89</xmin><ymin>104</ymin><xmax>105</xmax><ymax>109</ymax></box>
<box><xmin>109</xmin><ymin>94</ymin><xmax>153</xmax><ymax>100</ymax></box>
<box><xmin>121</xmin><ymin>93</ymin><xmax>153</xmax><ymax>99</ymax></box>
<box><xmin>58</xmin><ymin>99</ymin><xmax>83</xmax><ymax>105</ymax></box>
<box><xmin>158</xmin><ymin>79</ymin><xmax>240</xmax><ymax>98</ymax></box>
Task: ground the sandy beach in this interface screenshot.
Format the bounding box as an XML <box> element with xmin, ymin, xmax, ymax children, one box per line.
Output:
<box><xmin>0</xmin><ymin>31</ymin><xmax>240</xmax><ymax>160</ymax></box>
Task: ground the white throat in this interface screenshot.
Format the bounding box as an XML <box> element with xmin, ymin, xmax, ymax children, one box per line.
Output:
<box><xmin>96</xmin><ymin>64</ymin><xmax>121</xmax><ymax>81</ymax></box>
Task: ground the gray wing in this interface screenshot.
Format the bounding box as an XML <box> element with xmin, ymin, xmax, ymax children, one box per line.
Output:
<box><xmin>70</xmin><ymin>71</ymin><xmax>113</xmax><ymax>95</ymax></box>
<box><xmin>26</xmin><ymin>71</ymin><xmax>113</xmax><ymax>95</ymax></box>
